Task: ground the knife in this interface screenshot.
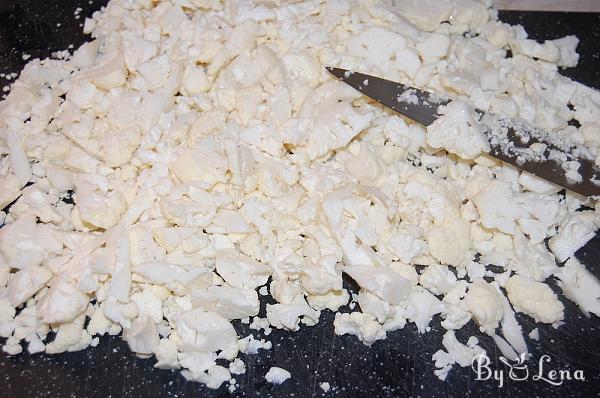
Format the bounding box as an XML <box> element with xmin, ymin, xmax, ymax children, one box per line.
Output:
<box><xmin>326</xmin><ymin>67</ymin><xmax>600</xmax><ymax>197</ymax></box>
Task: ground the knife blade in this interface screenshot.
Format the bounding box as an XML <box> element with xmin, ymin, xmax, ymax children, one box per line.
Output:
<box><xmin>327</xmin><ymin>66</ymin><xmax>600</xmax><ymax>197</ymax></box>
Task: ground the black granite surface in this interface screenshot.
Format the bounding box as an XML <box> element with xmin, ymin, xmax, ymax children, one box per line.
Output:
<box><xmin>1</xmin><ymin>2</ymin><xmax>599</xmax><ymax>397</ymax></box>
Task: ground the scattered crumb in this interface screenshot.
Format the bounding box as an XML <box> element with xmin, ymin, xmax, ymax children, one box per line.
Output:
<box><xmin>529</xmin><ymin>328</ymin><xmax>540</xmax><ymax>340</ymax></box>
<box><xmin>265</xmin><ymin>367</ymin><xmax>291</xmax><ymax>385</ymax></box>
<box><xmin>320</xmin><ymin>382</ymin><xmax>331</xmax><ymax>392</ymax></box>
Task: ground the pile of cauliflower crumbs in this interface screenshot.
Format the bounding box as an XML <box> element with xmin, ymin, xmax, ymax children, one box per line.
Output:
<box><xmin>1</xmin><ymin>0</ymin><xmax>600</xmax><ymax>389</ymax></box>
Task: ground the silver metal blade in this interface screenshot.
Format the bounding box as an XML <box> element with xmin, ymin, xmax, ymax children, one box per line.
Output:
<box><xmin>326</xmin><ymin>67</ymin><xmax>600</xmax><ymax>197</ymax></box>
<box><xmin>326</xmin><ymin>67</ymin><xmax>449</xmax><ymax>125</ymax></box>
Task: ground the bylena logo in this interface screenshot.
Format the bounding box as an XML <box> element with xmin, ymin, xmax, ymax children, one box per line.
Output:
<box><xmin>471</xmin><ymin>353</ymin><xmax>585</xmax><ymax>387</ymax></box>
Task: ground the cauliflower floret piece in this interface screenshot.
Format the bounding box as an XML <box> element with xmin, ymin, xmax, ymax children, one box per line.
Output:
<box><xmin>518</xmin><ymin>172</ymin><xmax>561</xmax><ymax>195</ymax></box>
<box><xmin>87</xmin><ymin>305</ymin><xmax>112</xmax><ymax>336</ymax></box>
<box><xmin>10</xmin><ymin>186</ymin><xmax>63</xmax><ymax>224</ymax></box>
<box><xmin>159</xmin><ymin>4</ymin><xmax>189</xmax><ymax>36</ymax></box>
<box><xmin>182</xmin><ymin>66</ymin><xmax>211</xmax><ymax>95</ymax></box>
<box><xmin>548</xmin><ymin>211</ymin><xmax>597</xmax><ymax>262</ymax></box>
<box><xmin>37</xmin><ymin>274</ymin><xmax>89</xmax><ymax>324</ymax></box>
<box><xmin>46</xmin><ymin>166</ymin><xmax>75</xmax><ymax>193</ymax></box>
<box><xmin>70</xmin><ymin>39</ymin><xmax>99</xmax><ymax>68</ymax></box>
<box><xmin>300</xmin><ymin>264</ymin><xmax>342</xmax><ymax>295</ymax></box>
<box><xmin>174</xmin><ymin>309</ymin><xmax>238</xmax><ymax>360</ymax></box>
<box><xmin>347</xmin><ymin>27</ymin><xmax>407</xmax><ymax>68</ymax></box>
<box><xmin>266</xmin><ymin>294</ymin><xmax>320</xmax><ymax>331</ymax></box>
<box><xmin>74</xmin><ymin>174</ymin><xmax>127</xmax><ymax>230</ymax></box>
<box><xmin>432</xmin><ymin>331</ymin><xmax>485</xmax><ymax>381</ymax></box>
<box><xmin>170</xmin><ymin>139</ymin><xmax>228</xmax><ymax>186</ymax></box>
<box><xmin>238</xmin><ymin>334</ymin><xmax>272</xmax><ymax>355</ymax></box>
<box><xmin>6</xmin><ymin>131</ymin><xmax>32</xmax><ymax>187</ymax></box>
<box><xmin>391</xmin><ymin>0</ymin><xmax>453</xmax><ymax>31</ymax></box>
<box><xmin>103</xmin><ymin>296</ymin><xmax>138</xmax><ymax>329</ymax></box>
<box><xmin>426</xmin><ymin>101</ymin><xmax>490</xmax><ymax>160</ymax></box>
<box><xmin>216</xmin><ymin>250</ymin><xmax>272</xmax><ymax>289</ymax></box>
<box><xmin>333</xmin><ymin>312</ymin><xmax>386</xmax><ymax>346</ymax></box>
<box><xmin>0</xmin><ymin>217</ymin><xmax>63</xmax><ymax>269</ymax></box>
<box><xmin>206</xmin><ymin>209</ymin><xmax>251</xmax><ymax>234</ymax></box>
<box><xmin>124</xmin><ymin>316</ymin><xmax>160</xmax><ymax>355</ymax></box>
<box><xmin>387</xmin><ymin>229</ymin><xmax>428</xmax><ymax>264</ymax></box>
<box><xmin>419</xmin><ymin>264</ymin><xmax>457</xmax><ymax>295</ymax></box>
<box><xmin>265</xmin><ymin>367</ymin><xmax>291</xmax><ymax>385</ymax></box>
<box><xmin>383</xmin><ymin>115</ymin><xmax>425</xmax><ymax>155</ymax></box>
<box><xmin>178</xmin><ymin>351</ymin><xmax>217</xmax><ymax>378</ymax></box>
<box><xmin>305</xmin><ymin>82</ymin><xmax>373</xmax><ymax>160</ymax></box>
<box><xmin>122</xmin><ymin>32</ymin><xmax>157</xmax><ymax>70</ymax></box>
<box><xmin>7</xmin><ymin>266</ymin><xmax>53</xmax><ymax>307</ymax></box>
<box><xmin>136</xmin><ymin>55</ymin><xmax>171</xmax><ymax>88</ymax></box>
<box><xmin>67</xmin><ymin>80</ymin><xmax>98</xmax><ymax>109</ymax></box>
<box><xmin>191</xmin><ymin>286</ymin><xmax>259</xmax><ymax>320</ymax></box>
<box><xmin>505</xmin><ymin>275</ymin><xmax>564</xmax><ymax>323</ymax></box>
<box><xmin>0</xmin><ymin>298</ymin><xmax>16</xmax><ymax>337</ymax></box>
<box><xmin>440</xmin><ymin>281</ymin><xmax>471</xmax><ymax>330</ymax></box>
<box><xmin>555</xmin><ymin>258</ymin><xmax>600</xmax><ymax>317</ymax></box>
<box><xmin>509</xmin><ymin>38</ymin><xmax>571</xmax><ymax>64</ymax></box>
<box><xmin>357</xmin><ymin>290</ymin><xmax>392</xmax><ymax>323</ymax></box>
<box><xmin>102</xmin><ymin>126</ymin><xmax>142</xmax><ymax>167</ymax></box>
<box><xmin>131</xmin><ymin>288</ymin><xmax>164</xmax><ymax>324</ymax></box>
<box><xmin>344</xmin><ymin>265</ymin><xmax>411</xmax><ymax>305</ymax></box>
<box><xmin>498</xmin><ymin>292</ymin><xmax>528</xmax><ymax>356</ymax></box>
<box><xmin>46</xmin><ymin>315</ymin><xmax>91</xmax><ymax>354</ymax></box>
<box><xmin>482</xmin><ymin>21</ymin><xmax>516</xmax><ymax>48</ymax></box>
<box><xmin>2</xmin><ymin>336</ymin><xmax>23</xmax><ymax>355</ymax></box>
<box><xmin>134</xmin><ymin>262</ymin><xmax>208</xmax><ymax>286</ymax></box>
<box><xmin>344</xmin><ymin>142</ymin><xmax>385</xmax><ymax>185</ymax></box>
<box><xmin>396</xmin><ymin>47</ymin><xmax>422</xmax><ymax>80</ymax></box>
<box><xmin>88</xmin><ymin>51</ymin><xmax>127</xmax><ymax>90</ymax></box>
<box><xmin>307</xmin><ymin>289</ymin><xmax>350</xmax><ymax>312</ymax></box>
<box><xmin>425</xmin><ymin>218</ymin><xmax>471</xmax><ymax>267</ymax></box>
<box><xmin>105</xmin><ymin>227</ymin><xmax>132</xmax><ymax>303</ymax></box>
<box><xmin>416</xmin><ymin>33</ymin><xmax>450</xmax><ymax>64</ymax></box>
<box><xmin>128</xmin><ymin>226</ymin><xmax>166</xmax><ymax>266</ymax></box>
<box><xmin>154</xmin><ymin>337</ymin><xmax>180</xmax><ymax>369</ymax></box>
<box><xmin>229</xmin><ymin>358</ymin><xmax>246</xmax><ymax>375</ymax></box>
<box><xmin>460</xmin><ymin>281</ymin><xmax>503</xmax><ymax>334</ymax></box>
<box><xmin>0</xmin><ymin>173</ymin><xmax>22</xmax><ymax>209</ymax></box>
<box><xmin>282</xmin><ymin>51</ymin><xmax>321</xmax><ymax>88</ymax></box>
<box><xmin>187</xmin><ymin>364</ymin><xmax>232</xmax><ymax>390</ymax></box>
<box><xmin>472</xmin><ymin>181</ymin><xmax>529</xmax><ymax>235</ymax></box>
<box><xmin>511</xmin><ymin>234</ymin><xmax>558</xmax><ymax>281</ymax></box>
<box><xmin>553</xmin><ymin>35</ymin><xmax>579</xmax><ymax>67</ymax></box>
<box><xmin>402</xmin><ymin>288</ymin><xmax>446</xmax><ymax>333</ymax></box>
<box><xmin>225</xmin><ymin>19</ymin><xmax>259</xmax><ymax>56</ymax></box>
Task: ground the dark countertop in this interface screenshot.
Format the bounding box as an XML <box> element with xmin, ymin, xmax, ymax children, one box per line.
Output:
<box><xmin>1</xmin><ymin>2</ymin><xmax>599</xmax><ymax>397</ymax></box>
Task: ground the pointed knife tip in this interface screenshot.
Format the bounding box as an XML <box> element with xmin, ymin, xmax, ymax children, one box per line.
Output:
<box><xmin>325</xmin><ymin>66</ymin><xmax>347</xmax><ymax>79</ymax></box>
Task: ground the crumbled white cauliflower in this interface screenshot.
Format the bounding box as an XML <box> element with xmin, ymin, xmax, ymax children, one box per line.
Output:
<box><xmin>555</xmin><ymin>258</ymin><xmax>600</xmax><ymax>317</ymax></box>
<box><xmin>460</xmin><ymin>281</ymin><xmax>504</xmax><ymax>334</ymax></box>
<box><xmin>548</xmin><ymin>211</ymin><xmax>598</xmax><ymax>262</ymax></box>
<box><xmin>505</xmin><ymin>275</ymin><xmax>564</xmax><ymax>324</ymax></box>
<box><xmin>0</xmin><ymin>0</ymin><xmax>598</xmax><ymax>388</ymax></box>
<box><xmin>426</xmin><ymin>101</ymin><xmax>490</xmax><ymax>160</ymax></box>
<box><xmin>333</xmin><ymin>312</ymin><xmax>386</xmax><ymax>346</ymax></box>
<box><xmin>265</xmin><ymin>367</ymin><xmax>291</xmax><ymax>385</ymax></box>
<box><xmin>432</xmin><ymin>331</ymin><xmax>485</xmax><ymax>381</ymax></box>
<box><xmin>266</xmin><ymin>294</ymin><xmax>320</xmax><ymax>331</ymax></box>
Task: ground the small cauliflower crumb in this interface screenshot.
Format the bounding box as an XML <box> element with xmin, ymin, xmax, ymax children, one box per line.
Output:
<box><xmin>529</xmin><ymin>328</ymin><xmax>540</xmax><ymax>341</ymax></box>
<box><xmin>265</xmin><ymin>367</ymin><xmax>291</xmax><ymax>385</ymax></box>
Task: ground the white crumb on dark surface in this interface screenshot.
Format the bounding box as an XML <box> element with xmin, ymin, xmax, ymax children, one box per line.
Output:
<box><xmin>265</xmin><ymin>367</ymin><xmax>291</xmax><ymax>384</ymax></box>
